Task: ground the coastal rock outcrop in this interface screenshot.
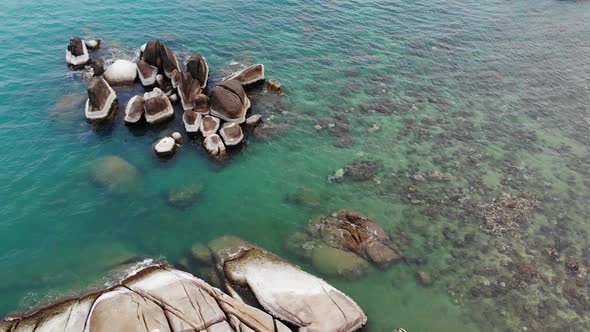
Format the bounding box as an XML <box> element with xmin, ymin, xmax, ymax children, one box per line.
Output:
<box><xmin>85</xmin><ymin>76</ymin><xmax>117</xmax><ymax>121</ymax></box>
<box><xmin>225</xmin><ymin>64</ymin><xmax>265</xmax><ymax>85</ymax></box>
<box><xmin>65</xmin><ymin>37</ymin><xmax>89</xmax><ymax>67</ymax></box>
<box><xmin>183</xmin><ymin>110</ymin><xmax>202</xmax><ymax>134</ymax></box>
<box><xmin>160</xmin><ymin>45</ymin><xmax>180</xmax><ymax>79</ymax></box>
<box><xmin>187</xmin><ymin>54</ymin><xmax>209</xmax><ymax>88</ymax></box>
<box><xmin>193</xmin><ymin>94</ymin><xmax>209</xmax><ymax>115</ymax></box>
<box><xmin>209</xmin><ymin>80</ymin><xmax>250</xmax><ymax>123</ymax></box>
<box><xmin>104</xmin><ymin>59</ymin><xmax>137</xmax><ymax>85</ymax></box>
<box><xmin>124</xmin><ymin>95</ymin><xmax>145</xmax><ymax>124</ymax></box>
<box><xmin>200</xmin><ymin>115</ymin><xmax>220</xmax><ymax>137</ymax></box>
<box><xmin>219</xmin><ymin>122</ymin><xmax>244</xmax><ymax>146</ymax></box>
<box><xmin>178</xmin><ymin>71</ymin><xmax>202</xmax><ymax>111</ymax></box>
<box><xmin>143</xmin><ymin>88</ymin><xmax>174</xmax><ymax>124</ymax></box>
<box><xmin>136</xmin><ymin>60</ymin><xmax>158</xmax><ymax>86</ymax></box>
<box><xmin>153</xmin><ymin>136</ymin><xmax>177</xmax><ymax>158</ymax></box>
<box><xmin>203</xmin><ymin>134</ymin><xmax>226</xmax><ymax>156</ymax></box>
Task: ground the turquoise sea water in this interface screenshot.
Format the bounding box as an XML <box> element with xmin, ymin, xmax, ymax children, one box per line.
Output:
<box><xmin>1</xmin><ymin>0</ymin><xmax>590</xmax><ymax>330</ymax></box>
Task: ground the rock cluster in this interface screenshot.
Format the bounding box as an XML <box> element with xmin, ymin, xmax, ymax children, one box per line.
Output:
<box><xmin>286</xmin><ymin>210</ymin><xmax>402</xmax><ymax>278</ymax></box>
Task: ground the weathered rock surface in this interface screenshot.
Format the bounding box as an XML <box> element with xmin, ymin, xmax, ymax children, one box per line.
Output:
<box><xmin>245</xmin><ymin>114</ymin><xmax>262</xmax><ymax>126</ymax></box>
<box><xmin>171</xmin><ymin>132</ymin><xmax>183</xmax><ymax>145</ymax></box>
<box><xmin>153</xmin><ymin>137</ymin><xmax>177</xmax><ymax>158</ymax></box>
<box><xmin>144</xmin><ymin>88</ymin><xmax>174</xmax><ymax>124</ymax></box>
<box><xmin>209</xmin><ymin>80</ymin><xmax>250</xmax><ymax>123</ymax></box>
<box><xmin>85</xmin><ymin>76</ymin><xmax>117</xmax><ymax>121</ymax></box>
<box><xmin>193</xmin><ymin>94</ymin><xmax>209</xmax><ymax>115</ymax></box>
<box><xmin>200</xmin><ymin>115</ymin><xmax>220</xmax><ymax>137</ymax></box>
<box><xmin>136</xmin><ymin>59</ymin><xmax>158</xmax><ymax>86</ymax></box>
<box><xmin>203</xmin><ymin>134</ymin><xmax>226</xmax><ymax>157</ymax></box>
<box><xmin>210</xmin><ymin>237</ymin><xmax>368</xmax><ymax>332</ymax></box>
<box><xmin>219</xmin><ymin>122</ymin><xmax>244</xmax><ymax>146</ymax></box>
<box><xmin>225</xmin><ymin>64</ymin><xmax>265</xmax><ymax>85</ymax></box>
<box><xmin>160</xmin><ymin>45</ymin><xmax>180</xmax><ymax>79</ymax></box>
<box><xmin>84</xmin><ymin>39</ymin><xmax>101</xmax><ymax>50</ymax></box>
<box><xmin>90</xmin><ymin>155</ymin><xmax>140</xmax><ymax>194</ymax></box>
<box><xmin>178</xmin><ymin>71</ymin><xmax>202</xmax><ymax>111</ymax></box>
<box><xmin>124</xmin><ymin>95</ymin><xmax>145</xmax><ymax>124</ymax></box>
<box><xmin>265</xmin><ymin>79</ymin><xmax>284</xmax><ymax>95</ymax></box>
<box><xmin>141</xmin><ymin>40</ymin><xmax>162</xmax><ymax>68</ymax></box>
<box><xmin>187</xmin><ymin>54</ymin><xmax>209</xmax><ymax>88</ymax></box>
<box><xmin>183</xmin><ymin>110</ymin><xmax>202</xmax><ymax>134</ymax></box>
<box><xmin>344</xmin><ymin>159</ymin><xmax>384</xmax><ymax>182</ymax></box>
<box><xmin>104</xmin><ymin>59</ymin><xmax>137</xmax><ymax>85</ymax></box>
<box><xmin>65</xmin><ymin>37</ymin><xmax>89</xmax><ymax>66</ymax></box>
<box><xmin>306</xmin><ymin>210</ymin><xmax>402</xmax><ymax>269</ymax></box>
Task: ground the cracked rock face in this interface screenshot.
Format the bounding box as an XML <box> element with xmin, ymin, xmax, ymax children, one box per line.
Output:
<box><xmin>178</xmin><ymin>71</ymin><xmax>202</xmax><ymax>111</ymax></box>
<box><xmin>187</xmin><ymin>54</ymin><xmax>209</xmax><ymax>88</ymax></box>
<box><xmin>209</xmin><ymin>80</ymin><xmax>250</xmax><ymax>124</ymax></box>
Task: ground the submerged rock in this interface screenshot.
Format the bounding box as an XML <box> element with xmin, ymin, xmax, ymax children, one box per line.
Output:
<box><xmin>85</xmin><ymin>76</ymin><xmax>117</xmax><ymax>121</ymax></box>
<box><xmin>65</xmin><ymin>37</ymin><xmax>89</xmax><ymax>66</ymax></box>
<box><xmin>90</xmin><ymin>155</ymin><xmax>140</xmax><ymax>194</ymax></box>
<box><xmin>245</xmin><ymin>114</ymin><xmax>262</xmax><ymax>126</ymax></box>
<box><xmin>183</xmin><ymin>110</ymin><xmax>202</xmax><ymax>134</ymax></box>
<box><xmin>344</xmin><ymin>159</ymin><xmax>384</xmax><ymax>181</ymax></box>
<box><xmin>219</xmin><ymin>122</ymin><xmax>244</xmax><ymax>146</ymax></box>
<box><xmin>186</xmin><ymin>54</ymin><xmax>209</xmax><ymax>88</ymax></box>
<box><xmin>136</xmin><ymin>59</ymin><xmax>158</xmax><ymax>86</ymax></box>
<box><xmin>265</xmin><ymin>79</ymin><xmax>284</xmax><ymax>95</ymax></box>
<box><xmin>143</xmin><ymin>88</ymin><xmax>173</xmax><ymax>124</ymax></box>
<box><xmin>55</xmin><ymin>93</ymin><xmax>86</xmax><ymax>111</ymax></box>
<box><xmin>153</xmin><ymin>136</ymin><xmax>177</xmax><ymax>158</ymax></box>
<box><xmin>124</xmin><ymin>95</ymin><xmax>144</xmax><ymax>124</ymax></box>
<box><xmin>209</xmin><ymin>79</ymin><xmax>250</xmax><ymax>123</ymax></box>
<box><xmin>203</xmin><ymin>134</ymin><xmax>226</xmax><ymax>157</ymax></box>
<box><xmin>166</xmin><ymin>183</ymin><xmax>203</xmax><ymax>210</ymax></box>
<box><xmin>200</xmin><ymin>115</ymin><xmax>220</xmax><ymax>137</ymax></box>
<box><xmin>311</xmin><ymin>244</ymin><xmax>370</xmax><ymax>279</ymax></box>
<box><xmin>104</xmin><ymin>59</ymin><xmax>137</xmax><ymax>85</ymax></box>
<box><xmin>284</xmin><ymin>188</ymin><xmax>324</xmax><ymax>208</ymax></box>
<box><xmin>416</xmin><ymin>270</ymin><xmax>433</xmax><ymax>287</ymax></box>
<box><xmin>191</xmin><ymin>243</ymin><xmax>213</xmax><ymax>266</ymax></box>
<box><xmin>224</xmin><ymin>64</ymin><xmax>265</xmax><ymax>85</ymax></box>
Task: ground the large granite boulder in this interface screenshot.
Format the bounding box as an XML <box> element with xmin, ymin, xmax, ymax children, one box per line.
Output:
<box><xmin>219</xmin><ymin>122</ymin><xmax>244</xmax><ymax>146</ymax></box>
<box><xmin>141</xmin><ymin>40</ymin><xmax>162</xmax><ymax>68</ymax></box>
<box><xmin>85</xmin><ymin>76</ymin><xmax>117</xmax><ymax>121</ymax></box>
<box><xmin>209</xmin><ymin>80</ymin><xmax>250</xmax><ymax>123</ymax></box>
<box><xmin>200</xmin><ymin>115</ymin><xmax>220</xmax><ymax>137</ymax></box>
<box><xmin>90</xmin><ymin>155</ymin><xmax>140</xmax><ymax>194</ymax></box>
<box><xmin>65</xmin><ymin>37</ymin><xmax>89</xmax><ymax>66</ymax></box>
<box><xmin>177</xmin><ymin>71</ymin><xmax>202</xmax><ymax>111</ymax></box>
<box><xmin>187</xmin><ymin>54</ymin><xmax>209</xmax><ymax>88</ymax></box>
<box><xmin>209</xmin><ymin>237</ymin><xmax>367</xmax><ymax>332</ymax></box>
<box><xmin>193</xmin><ymin>94</ymin><xmax>209</xmax><ymax>115</ymax></box>
<box><xmin>225</xmin><ymin>64</ymin><xmax>265</xmax><ymax>85</ymax></box>
<box><xmin>159</xmin><ymin>45</ymin><xmax>180</xmax><ymax>79</ymax></box>
<box><xmin>124</xmin><ymin>95</ymin><xmax>144</xmax><ymax>124</ymax></box>
<box><xmin>104</xmin><ymin>59</ymin><xmax>137</xmax><ymax>85</ymax></box>
<box><xmin>307</xmin><ymin>210</ymin><xmax>402</xmax><ymax>269</ymax></box>
<box><xmin>182</xmin><ymin>110</ymin><xmax>202</xmax><ymax>134</ymax></box>
<box><xmin>143</xmin><ymin>88</ymin><xmax>174</xmax><ymax>124</ymax></box>
<box><xmin>203</xmin><ymin>134</ymin><xmax>226</xmax><ymax>157</ymax></box>
<box><xmin>136</xmin><ymin>60</ymin><xmax>158</xmax><ymax>86</ymax></box>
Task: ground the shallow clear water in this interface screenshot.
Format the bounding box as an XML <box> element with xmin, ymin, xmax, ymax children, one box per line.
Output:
<box><xmin>1</xmin><ymin>0</ymin><xmax>590</xmax><ymax>331</ymax></box>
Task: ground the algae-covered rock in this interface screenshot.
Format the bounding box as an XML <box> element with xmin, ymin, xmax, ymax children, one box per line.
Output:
<box><xmin>165</xmin><ymin>183</ymin><xmax>203</xmax><ymax>210</ymax></box>
<box><xmin>90</xmin><ymin>155</ymin><xmax>140</xmax><ymax>194</ymax></box>
<box><xmin>190</xmin><ymin>243</ymin><xmax>213</xmax><ymax>266</ymax></box>
<box><xmin>311</xmin><ymin>244</ymin><xmax>369</xmax><ymax>279</ymax></box>
<box><xmin>344</xmin><ymin>159</ymin><xmax>384</xmax><ymax>181</ymax></box>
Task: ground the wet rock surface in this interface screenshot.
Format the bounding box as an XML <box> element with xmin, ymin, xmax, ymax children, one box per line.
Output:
<box><xmin>85</xmin><ymin>76</ymin><xmax>117</xmax><ymax>121</ymax></box>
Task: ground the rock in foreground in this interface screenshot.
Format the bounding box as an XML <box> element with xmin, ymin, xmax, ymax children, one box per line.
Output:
<box><xmin>104</xmin><ymin>59</ymin><xmax>137</xmax><ymax>85</ymax></box>
<box><xmin>209</xmin><ymin>79</ymin><xmax>250</xmax><ymax>123</ymax></box>
<box><xmin>85</xmin><ymin>76</ymin><xmax>117</xmax><ymax>121</ymax></box>
<box><xmin>143</xmin><ymin>88</ymin><xmax>173</xmax><ymax>124</ymax></box>
<box><xmin>65</xmin><ymin>37</ymin><xmax>89</xmax><ymax>67</ymax></box>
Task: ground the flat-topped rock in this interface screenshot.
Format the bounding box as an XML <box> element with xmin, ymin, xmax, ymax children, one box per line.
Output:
<box><xmin>225</xmin><ymin>64</ymin><xmax>265</xmax><ymax>85</ymax></box>
<box><xmin>153</xmin><ymin>137</ymin><xmax>177</xmax><ymax>158</ymax></box>
<box><xmin>183</xmin><ymin>110</ymin><xmax>202</xmax><ymax>134</ymax></box>
<box><xmin>65</xmin><ymin>37</ymin><xmax>89</xmax><ymax>66</ymax></box>
<box><xmin>200</xmin><ymin>115</ymin><xmax>220</xmax><ymax>137</ymax></box>
<box><xmin>219</xmin><ymin>122</ymin><xmax>244</xmax><ymax>146</ymax></box>
<box><xmin>187</xmin><ymin>54</ymin><xmax>209</xmax><ymax>88</ymax></box>
<box><xmin>203</xmin><ymin>134</ymin><xmax>226</xmax><ymax>157</ymax></box>
<box><xmin>178</xmin><ymin>71</ymin><xmax>202</xmax><ymax>111</ymax></box>
<box><xmin>85</xmin><ymin>76</ymin><xmax>117</xmax><ymax>121</ymax></box>
<box><xmin>143</xmin><ymin>88</ymin><xmax>173</xmax><ymax>124</ymax></box>
<box><xmin>104</xmin><ymin>59</ymin><xmax>137</xmax><ymax>85</ymax></box>
<box><xmin>124</xmin><ymin>95</ymin><xmax>145</xmax><ymax>124</ymax></box>
<box><xmin>209</xmin><ymin>79</ymin><xmax>250</xmax><ymax>123</ymax></box>
<box><xmin>136</xmin><ymin>60</ymin><xmax>158</xmax><ymax>86</ymax></box>
<box><xmin>194</xmin><ymin>94</ymin><xmax>209</xmax><ymax>115</ymax></box>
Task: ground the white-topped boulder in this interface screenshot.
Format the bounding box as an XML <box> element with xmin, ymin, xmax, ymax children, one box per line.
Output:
<box><xmin>183</xmin><ymin>110</ymin><xmax>202</xmax><ymax>134</ymax></box>
<box><xmin>219</xmin><ymin>122</ymin><xmax>244</xmax><ymax>146</ymax></box>
<box><xmin>143</xmin><ymin>88</ymin><xmax>174</xmax><ymax>124</ymax></box>
<box><xmin>84</xmin><ymin>39</ymin><xmax>101</xmax><ymax>50</ymax></box>
<box><xmin>124</xmin><ymin>95</ymin><xmax>144</xmax><ymax>124</ymax></box>
<box><xmin>104</xmin><ymin>60</ymin><xmax>137</xmax><ymax>85</ymax></box>
<box><xmin>153</xmin><ymin>137</ymin><xmax>177</xmax><ymax>158</ymax></box>
<box><xmin>85</xmin><ymin>76</ymin><xmax>117</xmax><ymax>121</ymax></box>
<box><xmin>65</xmin><ymin>37</ymin><xmax>90</xmax><ymax>67</ymax></box>
<box><xmin>136</xmin><ymin>60</ymin><xmax>158</xmax><ymax>86</ymax></box>
<box><xmin>199</xmin><ymin>115</ymin><xmax>220</xmax><ymax>137</ymax></box>
<box><xmin>171</xmin><ymin>132</ymin><xmax>183</xmax><ymax>145</ymax></box>
<box><xmin>203</xmin><ymin>134</ymin><xmax>226</xmax><ymax>157</ymax></box>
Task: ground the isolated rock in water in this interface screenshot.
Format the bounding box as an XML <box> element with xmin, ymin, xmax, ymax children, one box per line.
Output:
<box><xmin>265</xmin><ymin>79</ymin><xmax>284</xmax><ymax>95</ymax></box>
<box><xmin>88</xmin><ymin>59</ymin><xmax>105</xmax><ymax>76</ymax></box>
<box><xmin>218</xmin><ymin>240</ymin><xmax>367</xmax><ymax>332</ymax></box>
<box><xmin>191</xmin><ymin>243</ymin><xmax>213</xmax><ymax>265</ymax></box>
<box><xmin>200</xmin><ymin>115</ymin><xmax>220</xmax><ymax>137</ymax></box>
<box><xmin>160</xmin><ymin>45</ymin><xmax>180</xmax><ymax>78</ymax></box>
<box><xmin>209</xmin><ymin>79</ymin><xmax>250</xmax><ymax>123</ymax></box>
<box><xmin>104</xmin><ymin>59</ymin><xmax>137</xmax><ymax>85</ymax></box>
<box><xmin>416</xmin><ymin>270</ymin><xmax>433</xmax><ymax>287</ymax></box>
<box><xmin>171</xmin><ymin>131</ymin><xmax>183</xmax><ymax>145</ymax></box>
<box><xmin>219</xmin><ymin>122</ymin><xmax>244</xmax><ymax>146</ymax></box>
<box><xmin>183</xmin><ymin>110</ymin><xmax>202</xmax><ymax>134</ymax></box>
<box><xmin>65</xmin><ymin>37</ymin><xmax>89</xmax><ymax>66</ymax></box>
<box><xmin>245</xmin><ymin>114</ymin><xmax>262</xmax><ymax>126</ymax></box>
<box><xmin>178</xmin><ymin>71</ymin><xmax>202</xmax><ymax>111</ymax></box>
<box><xmin>344</xmin><ymin>159</ymin><xmax>384</xmax><ymax>181</ymax></box>
<box><xmin>136</xmin><ymin>59</ymin><xmax>158</xmax><ymax>86</ymax></box>
<box><xmin>225</xmin><ymin>64</ymin><xmax>265</xmax><ymax>85</ymax></box>
<box><xmin>187</xmin><ymin>54</ymin><xmax>209</xmax><ymax>88</ymax></box>
<box><xmin>194</xmin><ymin>94</ymin><xmax>209</xmax><ymax>115</ymax></box>
<box><xmin>124</xmin><ymin>95</ymin><xmax>145</xmax><ymax>124</ymax></box>
<box><xmin>307</xmin><ymin>210</ymin><xmax>402</xmax><ymax>269</ymax></box>
<box><xmin>166</xmin><ymin>183</ymin><xmax>203</xmax><ymax>210</ymax></box>
<box><xmin>84</xmin><ymin>39</ymin><xmax>101</xmax><ymax>50</ymax></box>
<box><xmin>203</xmin><ymin>134</ymin><xmax>226</xmax><ymax>157</ymax></box>
<box><xmin>153</xmin><ymin>137</ymin><xmax>177</xmax><ymax>158</ymax></box>
<box><xmin>85</xmin><ymin>76</ymin><xmax>117</xmax><ymax>121</ymax></box>
<box><xmin>141</xmin><ymin>40</ymin><xmax>161</xmax><ymax>67</ymax></box>
<box><xmin>311</xmin><ymin>244</ymin><xmax>370</xmax><ymax>279</ymax></box>
<box><xmin>143</xmin><ymin>88</ymin><xmax>174</xmax><ymax>124</ymax></box>
<box><xmin>90</xmin><ymin>155</ymin><xmax>140</xmax><ymax>194</ymax></box>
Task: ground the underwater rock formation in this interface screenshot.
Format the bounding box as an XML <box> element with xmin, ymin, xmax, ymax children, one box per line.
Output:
<box><xmin>343</xmin><ymin>159</ymin><xmax>384</xmax><ymax>182</ymax></box>
<box><xmin>104</xmin><ymin>59</ymin><xmax>137</xmax><ymax>85</ymax></box>
<box><xmin>90</xmin><ymin>155</ymin><xmax>140</xmax><ymax>194</ymax></box>
<box><xmin>209</xmin><ymin>80</ymin><xmax>250</xmax><ymax>123</ymax></box>
<box><xmin>245</xmin><ymin>114</ymin><xmax>262</xmax><ymax>126</ymax></box>
<box><xmin>85</xmin><ymin>76</ymin><xmax>117</xmax><ymax>121</ymax></box>
<box><xmin>165</xmin><ymin>183</ymin><xmax>203</xmax><ymax>210</ymax></box>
